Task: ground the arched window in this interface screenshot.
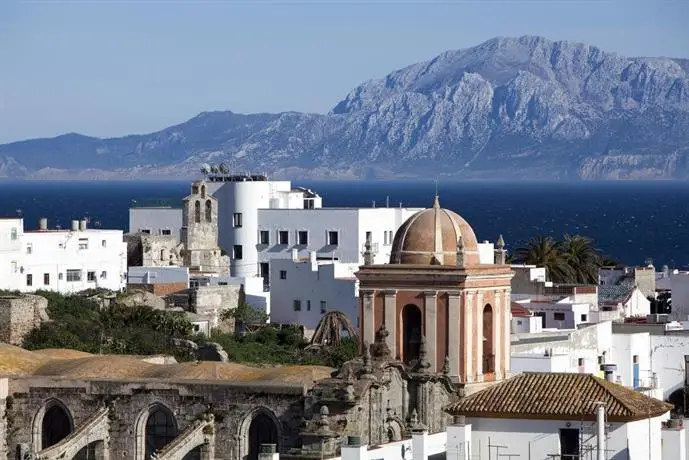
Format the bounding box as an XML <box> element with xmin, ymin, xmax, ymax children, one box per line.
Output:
<box><xmin>248</xmin><ymin>413</ymin><xmax>279</xmax><ymax>460</ymax></box>
<box><xmin>205</xmin><ymin>200</ymin><xmax>212</xmax><ymax>222</ymax></box>
<box><xmin>200</xmin><ymin>185</ymin><xmax>206</xmax><ymax>198</ymax></box>
<box><xmin>483</xmin><ymin>304</ymin><xmax>495</xmax><ymax>374</ymax></box>
<box><xmin>41</xmin><ymin>403</ymin><xmax>73</xmax><ymax>449</ymax></box>
<box><xmin>401</xmin><ymin>304</ymin><xmax>422</xmax><ymax>363</ymax></box>
<box><xmin>145</xmin><ymin>406</ymin><xmax>178</xmax><ymax>458</ymax></box>
<box><xmin>194</xmin><ymin>201</ymin><xmax>201</xmax><ymax>223</ymax></box>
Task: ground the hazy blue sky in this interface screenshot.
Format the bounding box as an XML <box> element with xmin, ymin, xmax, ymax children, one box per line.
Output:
<box><xmin>1</xmin><ymin>0</ymin><xmax>687</xmax><ymax>143</ymax></box>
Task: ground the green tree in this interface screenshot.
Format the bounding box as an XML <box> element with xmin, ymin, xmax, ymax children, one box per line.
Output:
<box><xmin>514</xmin><ymin>236</ymin><xmax>574</xmax><ymax>283</ymax></box>
<box><xmin>560</xmin><ymin>234</ymin><xmax>604</xmax><ymax>284</ymax></box>
<box><xmin>220</xmin><ymin>301</ymin><xmax>268</xmax><ymax>329</ymax></box>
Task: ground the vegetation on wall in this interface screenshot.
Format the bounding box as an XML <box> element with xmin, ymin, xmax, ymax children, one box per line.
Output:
<box><xmin>512</xmin><ymin>234</ymin><xmax>616</xmax><ymax>284</ymax></box>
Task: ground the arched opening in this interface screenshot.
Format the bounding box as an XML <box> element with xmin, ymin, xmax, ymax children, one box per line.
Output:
<box><xmin>248</xmin><ymin>412</ymin><xmax>279</xmax><ymax>460</ymax></box>
<box><xmin>205</xmin><ymin>200</ymin><xmax>212</xmax><ymax>222</ymax></box>
<box><xmin>182</xmin><ymin>446</ymin><xmax>202</xmax><ymax>460</ymax></box>
<box><xmin>669</xmin><ymin>388</ymin><xmax>686</xmax><ymax>416</ymax></box>
<box><xmin>41</xmin><ymin>403</ymin><xmax>73</xmax><ymax>450</ymax></box>
<box><xmin>194</xmin><ymin>200</ymin><xmax>201</xmax><ymax>223</ymax></box>
<box><xmin>145</xmin><ymin>406</ymin><xmax>178</xmax><ymax>458</ymax></box>
<box><xmin>73</xmin><ymin>440</ymin><xmax>104</xmax><ymax>460</ymax></box>
<box><xmin>482</xmin><ymin>304</ymin><xmax>495</xmax><ymax>374</ymax></box>
<box><xmin>200</xmin><ymin>185</ymin><xmax>206</xmax><ymax>198</ymax></box>
<box><xmin>401</xmin><ymin>304</ymin><xmax>422</xmax><ymax>364</ymax></box>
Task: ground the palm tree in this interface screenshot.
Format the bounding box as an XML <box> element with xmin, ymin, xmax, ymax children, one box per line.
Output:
<box><xmin>513</xmin><ymin>236</ymin><xmax>574</xmax><ymax>283</ymax></box>
<box><xmin>559</xmin><ymin>234</ymin><xmax>604</xmax><ymax>284</ymax></box>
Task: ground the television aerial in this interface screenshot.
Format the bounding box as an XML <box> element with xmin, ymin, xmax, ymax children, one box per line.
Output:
<box><xmin>218</xmin><ymin>163</ymin><xmax>229</xmax><ymax>174</ymax></box>
<box><xmin>200</xmin><ymin>163</ymin><xmax>211</xmax><ymax>176</ymax></box>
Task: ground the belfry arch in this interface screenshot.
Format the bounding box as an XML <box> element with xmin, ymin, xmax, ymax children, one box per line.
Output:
<box><xmin>401</xmin><ymin>304</ymin><xmax>423</xmax><ymax>364</ymax></box>
<box><xmin>32</xmin><ymin>399</ymin><xmax>74</xmax><ymax>452</ymax></box>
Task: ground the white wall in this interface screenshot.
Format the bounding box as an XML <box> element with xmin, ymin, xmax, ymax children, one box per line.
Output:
<box><xmin>127</xmin><ymin>266</ymin><xmax>190</xmax><ymax>285</ymax></box>
<box><xmin>511</xmin><ymin>315</ymin><xmax>542</xmax><ymax>333</ymax></box>
<box><xmin>511</xmin><ymin>352</ymin><xmax>571</xmax><ymax>373</ymax></box>
<box><xmin>626</xmin><ymin>288</ymin><xmax>651</xmax><ymax>317</ymax></box>
<box><xmin>519</xmin><ymin>301</ymin><xmax>590</xmax><ymax>329</ymax></box>
<box><xmin>647</xmin><ymin>334</ymin><xmax>689</xmax><ymax>399</ymax></box>
<box><xmin>269</xmin><ymin>256</ymin><xmax>359</xmax><ymax>330</ymax></box>
<box><xmin>0</xmin><ymin>218</ymin><xmax>23</xmax><ymax>290</ymax></box>
<box><xmin>128</xmin><ymin>207</ymin><xmax>183</xmax><ymax>240</ymax></box>
<box><xmin>611</xmin><ymin>332</ymin><xmax>653</xmax><ymax>389</ymax></box>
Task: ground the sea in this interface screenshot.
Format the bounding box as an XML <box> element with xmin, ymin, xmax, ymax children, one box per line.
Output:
<box><xmin>0</xmin><ymin>179</ymin><xmax>687</xmax><ymax>268</ymax></box>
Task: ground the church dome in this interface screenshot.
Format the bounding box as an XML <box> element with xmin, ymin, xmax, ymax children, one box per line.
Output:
<box><xmin>389</xmin><ymin>196</ymin><xmax>480</xmax><ymax>266</ymax></box>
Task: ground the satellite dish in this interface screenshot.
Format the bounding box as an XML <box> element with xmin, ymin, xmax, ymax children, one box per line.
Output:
<box><xmin>200</xmin><ymin>163</ymin><xmax>211</xmax><ymax>175</ymax></box>
<box><xmin>210</xmin><ymin>164</ymin><xmax>220</xmax><ymax>174</ymax></box>
<box><xmin>219</xmin><ymin>163</ymin><xmax>229</xmax><ymax>174</ymax></box>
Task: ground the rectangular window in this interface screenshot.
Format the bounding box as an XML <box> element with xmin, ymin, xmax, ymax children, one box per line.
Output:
<box><xmin>100</xmin><ymin>271</ymin><xmax>107</xmax><ymax>279</ymax></box>
<box><xmin>278</xmin><ymin>231</ymin><xmax>289</xmax><ymax>245</ymax></box>
<box><xmin>11</xmin><ymin>261</ymin><xmax>17</xmax><ymax>273</ymax></box>
<box><xmin>559</xmin><ymin>428</ymin><xmax>580</xmax><ymax>460</ymax></box>
<box><xmin>78</xmin><ymin>238</ymin><xmax>89</xmax><ymax>250</ymax></box>
<box><xmin>43</xmin><ymin>273</ymin><xmax>50</xmax><ymax>285</ymax></box>
<box><xmin>307</xmin><ymin>300</ymin><xmax>311</xmax><ymax>311</ymax></box>
<box><xmin>101</xmin><ymin>239</ymin><xmax>107</xmax><ymax>247</ymax></box>
<box><xmin>280</xmin><ymin>270</ymin><xmax>287</xmax><ymax>280</ymax></box>
<box><xmin>327</xmin><ymin>231</ymin><xmax>339</xmax><ymax>246</ymax></box>
<box><xmin>87</xmin><ymin>271</ymin><xmax>96</xmax><ymax>282</ymax></box>
<box><xmin>385</xmin><ymin>230</ymin><xmax>394</xmax><ymax>245</ymax></box>
<box><xmin>580</xmin><ymin>314</ymin><xmax>588</xmax><ymax>322</ymax></box>
<box><xmin>10</xmin><ymin>228</ymin><xmax>17</xmax><ymax>240</ymax></box>
<box><xmin>233</xmin><ymin>213</ymin><xmax>243</xmax><ymax>228</ymax></box>
<box><xmin>293</xmin><ymin>300</ymin><xmax>302</xmax><ymax>311</ymax></box>
<box><xmin>233</xmin><ymin>245</ymin><xmax>243</xmax><ymax>260</ymax></box>
<box><xmin>553</xmin><ymin>312</ymin><xmax>566</xmax><ymax>321</ymax></box>
<box><xmin>58</xmin><ymin>273</ymin><xmax>63</xmax><ymax>280</ymax></box>
<box><xmin>66</xmin><ymin>269</ymin><xmax>81</xmax><ymax>282</ymax></box>
<box><xmin>578</xmin><ymin>358</ymin><xmax>585</xmax><ymax>366</ymax></box>
<box><xmin>26</xmin><ymin>243</ymin><xmax>32</xmax><ymax>254</ymax></box>
<box><xmin>140</xmin><ymin>229</ymin><xmax>151</xmax><ymax>234</ymax></box>
<box><xmin>320</xmin><ymin>300</ymin><xmax>327</xmax><ymax>314</ymax></box>
<box><xmin>259</xmin><ymin>231</ymin><xmax>270</xmax><ymax>245</ymax></box>
<box><xmin>160</xmin><ymin>229</ymin><xmax>171</xmax><ymax>236</ymax></box>
<box><xmin>298</xmin><ymin>231</ymin><xmax>308</xmax><ymax>245</ymax></box>
<box><xmin>26</xmin><ymin>274</ymin><xmax>32</xmax><ymax>286</ymax></box>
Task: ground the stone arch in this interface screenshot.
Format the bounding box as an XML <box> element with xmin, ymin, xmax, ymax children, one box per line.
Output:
<box><xmin>238</xmin><ymin>406</ymin><xmax>281</xmax><ymax>460</ymax></box>
<box><xmin>73</xmin><ymin>440</ymin><xmax>105</xmax><ymax>460</ymax></box>
<box><xmin>205</xmin><ymin>199</ymin><xmax>212</xmax><ymax>222</ymax></box>
<box><xmin>386</xmin><ymin>417</ymin><xmax>405</xmax><ymax>442</ymax></box>
<box><xmin>135</xmin><ymin>402</ymin><xmax>179</xmax><ymax>460</ymax></box>
<box><xmin>194</xmin><ymin>200</ymin><xmax>201</xmax><ymax>223</ymax></box>
<box><xmin>401</xmin><ymin>304</ymin><xmax>422</xmax><ymax>364</ymax></box>
<box><xmin>201</xmin><ymin>185</ymin><xmax>206</xmax><ymax>198</ymax></box>
<box><xmin>31</xmin><ymin>398</ymin><xmax>74</xmax><ymax>452</ymax></box>
<box><xmin>482</xmin><ymin>304</ymin><xmax>495</xmax><ymax>374</ymax></box>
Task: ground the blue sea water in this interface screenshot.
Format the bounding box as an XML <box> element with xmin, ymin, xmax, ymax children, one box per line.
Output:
<box><xmin>0</xmin><ymin>180</ymin><xmax>687</xmax><ymax>268</ymax></box>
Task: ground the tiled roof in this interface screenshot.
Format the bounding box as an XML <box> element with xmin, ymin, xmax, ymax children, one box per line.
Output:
<box><xmin>598</xmin><ymin>284</ymin><xmax>634</xmax><ymax>304</ymax></box>
<box><xmin>510</xmin><ymin>302</ymin><xmax>532</xmax><ymax>317</ymax></box>
<box><xmin>445</xmin><ymin>372</ymin><xmax>673</xmax><ymax>422</ymax></box>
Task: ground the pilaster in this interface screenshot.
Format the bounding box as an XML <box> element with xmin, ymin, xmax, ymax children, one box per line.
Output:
<box><xmin>494</xmin><ymin>288</ymin><xmax>503</xmax><ymax>380</ymax></box>
<box><xmin>463</xmin><ymin>291</ymin><xmax>474</xmax><ymax>382</ymax></box>
<box><xmin>362</xmin><ymin>290</ymin><xmax>375</xmax><ymax>346</ymax></box>
<box><xmin>383</xmin><ymin>290</ymin><xmax>397</xmax><ymax>353</ymax></box>
<box><xmin>475</xmin><ymin>290</ymin><xmax>484</xmax><ymax>382</ymax></box>
<box><xmin>447</xmin><ymin>292</ymin><xmax>461</xmax><ymax>378</ymax></box>
<box><xmin>503</xmin><ymin>289</ymin><xmax>511</xmax><ymax>377</ymax></box>
<box><xmin>423</xmin><ymin>291</ymin><xmax>438</xmax><ymax>372</ymax></box>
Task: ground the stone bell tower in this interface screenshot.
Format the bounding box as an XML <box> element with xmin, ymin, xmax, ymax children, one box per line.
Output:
<box><xmin>355</xmin><ymin>196</ymin><xmax>513</xmax><ymax>386</ymax></box>
<box><xmin>181</xmin><ymin>180</ymin><xmax>229</xmax><ymax>274</ymax></box>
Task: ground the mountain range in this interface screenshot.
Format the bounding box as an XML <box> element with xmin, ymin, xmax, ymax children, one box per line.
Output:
<box><xmin>2</xmin><ymin>35</ymin><xmax>688</xmax><ymax>180</ymax></box>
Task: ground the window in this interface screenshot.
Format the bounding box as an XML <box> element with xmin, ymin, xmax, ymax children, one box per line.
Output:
<box><xmin>233</xmin><ymin>213</ymin><xmax>243</xmax><ymax>228</ymax></box>
<box><xmin>259</xmin><ymin>231</ymin><xmax>270</xmax><ymax>245</ymax></box>
<box><xmin>194</xmin><ymin>200</ymin><xmax>201</xmax><ymax>223</ymax></box>
<box><xmin>320</xmin><ymin>300</ymin><xmax>327</xmax><ymax>314</ymax></box>
<box><xmin>327</xmin><ymin>231</ymin><xmax>339</xmax><ymax>246</ymax></box>
<box><xmin>87</xmin><ymin>271</ymin><xmax>96</xmax><ymax>282</ymax></box>
<box><xmin>298</xmin><ymin>231</ymin><xmax>308</xmax><ymax>245</ymax></box>
<box><xmin>100</xmin><ymin>271</ymin><xmax>107</xmax><ymax>279</ymax></box>
<box><xmin>278</xmin><ymin>231</ymin><xmax>289</xmax><ymax>245</ymax></box>
<box><xmin>384</xmin><ymin>230</ymin><xmax>394</xmax><ymax>245</ymax></box>
<box><xmin>10</xmin><ymin>228</ymin><xmax>17</xmax><ymax>240</ymax></box>
<box><xmin>26</xmin><ymin>243</ymin><xmax>32</xmax><ymax>254</ymax></box>
<box><xmin>26</xmin><ymin>274</ymin><xmax>32</xmax><ymax>286</ymax></box>
<box><xmin>233</xmin><ymin>245</ymin><xmax>243</xmax><ymax>260</ymax></box>
<box><xmin>205</xmin><ymin>200</ymin><xmax>212</xmax><ymax>222</ymax></box>
<box><xmin>279</xmin><ymin>270</ymin><xmax>287</xmax><ymax>280</ymax></box>
<box><xmin>633</xmin><ymin>355</ymin><xmax>639</xmax><ymax>364</ymax></box>
<box><xmin>78</xmin><ymin>238</ymin><xmax>89</xmax><ymax>250</ymax></box>
<box><xmin>553</xmin><ymin>312</ymin><xmax>566</xmax><ymax>321</ymax></box>
<box><xmin>580</xmin><ymin>314</ymin><xmax>588</xmax><ymax>322</ymax></box>
<box><xmin>101</xmin><ymin>239</ymin><xmax>107</xmax><ymax>247</ymax></box>
<box><xmin>140</xmin><ymin>229</ymin><xmax>151</xmax><ymax>234</ymax></box>
<box><xmin>293</xmin><ymin>300</ymin><xmax>302</xmax><ymax>311</ymax></box>
<box><xmin>597</xmin><ymin>355</ymin><xmax>604</xmax><ymax>365</ymax></box>
<box><xmin>306</xmin><ymin>300</ymin><xmax>311</xmax><ymax>311</ymax></box>
<box><xmin>11</xmin><ymin>261</ymin><xmax>17</xmax><ymax>273</ymax></box>
<box><xmin>577</xmin><ymin>358</ymin><xmax>585</xmax><ymax>366</ymax></box>
<box><xmin>58</xmin><ymin>273</ymin><xmax>63</xmax><ymax>280</ymax></box>
<box><xmin>516</xmin><ymin>320</ymin><xmax>523</xmax><ymax>325</ymax></box>
<box><xmin>66</xmin><ymin>270</ymin><xmax>81</xmax><ymax>282</ymax></box>
<box><xmin>160</xmin><ymin>229</ymin><xmax>171</xmax><ymax>236</ymax></box>
<box><xmin>559</xmin><ymin>428</ymin><xmax>580</xmax><ymax>460</ymax></box>
<box><xmin>43</xmin><ymin>273</ymin><xmax>50</xmax><ymax>285</ymax></box>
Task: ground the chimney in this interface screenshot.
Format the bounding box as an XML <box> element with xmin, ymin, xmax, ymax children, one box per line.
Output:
<box><xmin>79</xmin><ymin>219</ymin><xmax>87</xmax><ymax>231</ymax></box>
<box><xmin>71</xmin><ymin>220</ymin><xmax>79</xmax><ymax>231</ymax></box>
<box><xmin>309</xmin><ymin>251</ymin><xmax>317</xmax><ymax>271</ymax></box>
<box><xmin>603</xmin><ymin>364</ymin><xmax>617</xmax><ymax>382</ymax></box>
<box><xmin>291</xmin><ymin>248</ymin><xmax>298</xmax><ymax>262</ymax></box>
<box><xmin>596</xmin><ymin>404</ymin><xmax>606</xmax><ymax>460</ymax></box>
<box><xmin>39</xmin><ymin>218</ymin><xmax>48</xmax><ymax>231</ymax></box>
<box><xmin>447</xmin><ymin>415</ymin><xmax>472</xmax><ymax>460</ymax></box>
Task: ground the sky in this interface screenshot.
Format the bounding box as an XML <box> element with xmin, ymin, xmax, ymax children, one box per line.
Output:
<box><xmin>1</xmin><ymin>0</ymin><xmax>687</xmax><ymax>144</ymax></box>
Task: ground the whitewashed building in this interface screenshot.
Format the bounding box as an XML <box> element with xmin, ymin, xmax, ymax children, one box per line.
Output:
<box><xmin>269</xmin><ymin>251</ymin><xmax>359</xmax><ymax>331</ymax></box>
<box><xmin>0</xmin><ymin>217</ymin><xmax>127</xmax><ymax>293</ymax></box>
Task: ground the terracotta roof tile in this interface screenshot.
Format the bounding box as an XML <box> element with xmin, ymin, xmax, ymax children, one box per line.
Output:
<box><xmin>511</xmin><ymin>302</ymin><xmax>532</xmax><ymax>317</ymax></box>
<box><xmin>444</xmin><ymin>372</ymin><xmax>673</xmax><ymax>422</ymax></box>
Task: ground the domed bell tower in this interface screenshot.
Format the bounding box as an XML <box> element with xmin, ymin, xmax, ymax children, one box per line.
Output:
<box><xmin>355</xmin><ymin>196</ymin><xmax>513</xmax><ymax>386</ymax></box>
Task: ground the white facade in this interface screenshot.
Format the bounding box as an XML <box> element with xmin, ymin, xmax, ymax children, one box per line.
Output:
<box><xmin>611</xmin><ymin>331</ymin><xmax>655</xmax><ymax>389</ymax></box>
<box><xmin>511</xmin><ymin>315</ymin><xmax>543</xmax><ymax>333</ymax></box>
<box><xmin>511</xmin><ymin>352</ymin><xmax>571</xmax><ymax>373</ymax></box>
<box><xmin>517</xmin><ymin>299</ymin><xmax>592</xmax><ymax>329</ymax></box>
<box><xmin>0</xmin><ymin>218</ymin><xmax>127</xmax><ymax>293</ymax></box>
<box><xmin>128</xmin><ymin>207</ymin><xmax>183</xmax><ymax>239</ymax></box>
<box><xmin>269</xmin><ymin>253</ymin><xmax>359</xmax><ymax>330</ymax></box>
<box><xmin>127</xmin><ymin>266</ymin><xmax>190</xmax><ymax>286</ymax></box>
